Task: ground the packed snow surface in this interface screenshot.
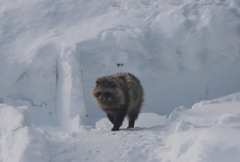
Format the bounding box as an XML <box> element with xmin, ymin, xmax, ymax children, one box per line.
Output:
<box><xmin>0</xmin><ymin>0</ymin><xmax>240</xmax><ymax>161</ymax></box>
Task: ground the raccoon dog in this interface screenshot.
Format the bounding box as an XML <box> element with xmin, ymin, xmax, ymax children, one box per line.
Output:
<box><xmin>92</xmin><ymin>73</ymin><xmax>144</xmax><ymax>131</ymax></box>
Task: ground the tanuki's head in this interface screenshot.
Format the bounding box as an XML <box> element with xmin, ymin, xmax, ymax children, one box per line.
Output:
<box><xmin>92</xmin><ymin>77</ymin><xmax>125</xmax><ymax>108</ymax></box>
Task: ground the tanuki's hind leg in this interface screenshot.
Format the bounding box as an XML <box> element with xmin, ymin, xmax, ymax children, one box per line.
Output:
<box><xmin>127</xmin><ymin>109</ymin><xmax>140</xmax><ymax>129</ymax></box>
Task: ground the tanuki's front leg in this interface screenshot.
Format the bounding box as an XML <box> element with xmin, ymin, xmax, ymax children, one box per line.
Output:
<box><xmin>111</xmin><ymin>113</ymin><xmax>125</xmax><ymax>131</ymax></box>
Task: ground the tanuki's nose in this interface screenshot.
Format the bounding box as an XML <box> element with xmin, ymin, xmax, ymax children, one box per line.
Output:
<box><xmin>100</xmin><ymin>97</ymin><xmax>104</xmax><ymax>101</ymax></box>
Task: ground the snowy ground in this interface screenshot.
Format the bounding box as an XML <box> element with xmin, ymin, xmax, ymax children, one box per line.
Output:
<box><xmin>1</xmin><ymin>0</ymin><xmax>240</xmax><ymax>161</ymax></box>
<box><xmin>2</xmin><ymin>92</ymin><xmax>240</xmax><ymax>162</ymax></box>
<box><xmin>42</xmin><ymin>92</ymin><xmax>240</xmax><ymax>162</ymax></box>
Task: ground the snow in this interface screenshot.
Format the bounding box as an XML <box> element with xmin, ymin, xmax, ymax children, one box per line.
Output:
<box><xmin>46</xmin><ymin>93</ymin><xmax>240</xmax><ymax>162</ymax></box>
<box><xmin>0</xmin><ymin>0</ymin><xmax>240</xmax><ymax>161</ymax></box>
<box><xmin>162</xmin><ymin>93</ymin><xmax>240</xmax><ymax>162</ymax></box>
<box><xmin>0</xmin><ymin>104</ymin><xmax>48</xmax><ymax>162</ymax></box>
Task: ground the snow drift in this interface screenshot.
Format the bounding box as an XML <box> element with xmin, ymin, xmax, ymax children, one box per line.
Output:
<box><xmin>0</xmin><ymin>104</ymin><xmax>48</xmax><ymax>162</ymax></box>
<box><xmin>159</xmin><ymin>92</ymin><xmax>240</xmax><ymax>162</ymax></box>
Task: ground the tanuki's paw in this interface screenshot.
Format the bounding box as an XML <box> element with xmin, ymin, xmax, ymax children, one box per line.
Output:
<box><xmin>127</xmin><ymin>126</ymin><xmax>134</xmax><ymax>129</ymax></box>
<box><xmin>111</xmin><ymin>127</ymin><xmax>119</xmax><ymax>131</ymax></box>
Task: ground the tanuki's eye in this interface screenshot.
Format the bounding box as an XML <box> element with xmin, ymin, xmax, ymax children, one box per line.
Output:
<box><xmin>104</xmin><ymin>92</ymin><xmax>111</xmax><ymax>98</ymax></box>
<box><xmin>96</xmin><ymin>92</ymin><xmax>101</xmax><ymax>97</ymax></box>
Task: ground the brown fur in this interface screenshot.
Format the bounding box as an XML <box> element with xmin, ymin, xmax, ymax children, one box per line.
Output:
<box><xmin>92</xmin><ymin>73</ymin><xmax>144</xmax><ymax>131</ymax></box>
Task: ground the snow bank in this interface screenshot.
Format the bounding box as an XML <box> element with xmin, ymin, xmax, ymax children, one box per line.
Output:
<box><xmin>1</xmin><ymin>0</ymin><xmax>240</xmax><ymax>130</ymax></box>
<box><xmin>159</xmin><ymin>92</ymin><xmax>240</xmax><ymax>162</ymax></box>
<box><xmin>0</xmin><ymin>104</ymin><xmax>48</xmax><ymax>162</ymax></box>
<box><xmin>163</xmin><ymin>126</ymin><xmax>240</xmax><ymax>162</ymax></box>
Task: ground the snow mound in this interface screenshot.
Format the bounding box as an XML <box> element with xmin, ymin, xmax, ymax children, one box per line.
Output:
<box><xmin>135</xmin><ymin>113</ymin><xmax>167</xmax><ymax>128</ymax></box>
<box><xmin>193</xmin><ymin>91</ymin><xmax>240</xmax><ymax>109</ymax></box>
<box><xmin>175</xmin><ymin>120</ymin><xmax>195</xmax><ymax>132</ymax></box>
<box><xmin>159</xmin><ymin>92</ymin><xmax>240</xmax><ymax>162</ymax></box>
<box><xmin>0</xmin><ymin>104</ymin><xmax>48</xmax><ymax>162</ymax></box>
<box><xmin>163</xmin><ymin>127</ymin><xmax>240</xmax><ymax>162</ymax></box>
<box><xmin>95</xmin><ymin>118</ymin><xmax>113</xmax><ymax>130</ymax></box>
<box><xmin>220</xmin><ymin>114</ymin><xmax>240</xmax><ymax>125</ymax></box>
